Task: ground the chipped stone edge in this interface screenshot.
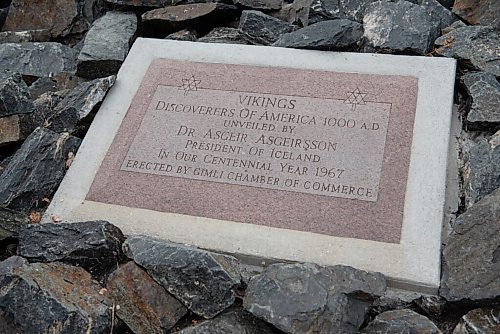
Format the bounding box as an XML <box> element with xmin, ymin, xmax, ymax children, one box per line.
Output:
<box><xmin>43</xmin><ymin>38</ymin><xmax>456</xmax><ymax>293</ymax></box>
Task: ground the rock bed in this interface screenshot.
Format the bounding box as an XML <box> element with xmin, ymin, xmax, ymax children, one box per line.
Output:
<box><xmin>0</xmin><ymin>0</ymin><xmax>499</xmax><ymax>333</ymax></box>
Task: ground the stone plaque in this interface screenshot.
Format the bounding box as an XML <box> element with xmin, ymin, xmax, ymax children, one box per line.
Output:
<box><xmin>87</xmin><ymin>59</ymin><xmax>416</xmax><ymax>244</ymax></box>
<box><xmin>44</xmin><ymin>39</ymin><xmax>456</xmax><ymax>292</ymax></box>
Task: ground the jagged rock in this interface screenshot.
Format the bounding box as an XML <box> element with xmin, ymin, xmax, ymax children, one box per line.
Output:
<box><xmin>28</xmin><ymin>77</ymin><xmax>58</xmax><ymax>99</ymax></box>
<box><xmin>273</xmin><ymin>19</ymin><xmax>363</xmax><ymax>50</ymax></box>
<box><xmin>363</xmin><ymin>0</ymin><xmax>440</xmax><ymax>54</ymax></box>
<box><xmin>372</xmin><ymin>288</ymin><xmax>422</xmax><ymax>314</ymax></box>
<box><xmin>30</xmin><ymin>73</ymin><xmax>85</xmax><ymax>99</ymax></box>
<box><xmin>309</xmin><ymin>0</ymin><xmax>452</xmax><ymax>29</ymax></box>
<box><xmin>0</xmin><ymin>208</ymin><xmax>28</xmax><ymax>241</ymax></box>
<box><xmin>0</xmin><ymin>84</ymin><xmax>74</xmax><ymax>145</ymax></box>
<box><xmin>198</xmin><ymin>27</ymin><xmax>250</xmax><ymax>44</ymax></box>
<box><xmin>107</xmin><ymin>261</ymin><xmax>187</xmax><ymax>334</ymax></box>
<box><xmin>309</xmin><ymin>0</ymin><xmax>376</xmax><ymax>24</ymax></box>
<box><xmin>105</xmin><ymin>0</ymin><xmax>178</xmax><ymax>6</ymax></box>
<box><xmin>440</xmin><ymin>187</ymin><xmax>500</xmax><ymax>301</ymax></box>
<box><xmin>17</xmin><ymin>220</ymin><xmax>125</xmax><ymax>276</ymax></box>
<box><xmin>0</xmin><ymin>8</ymin><xmax>7</xmax><ymax>30</ymax></box>
<box><xmin>233</xmin><ymin>0</ymin><xmax>283</xmax><ymax>10</ymax></box>
<box><xmin>21</xmin><ymin>90</ymin><xmax>71</xmax><ymax>139</ymax></box>
<box><xmin>239</xmin><ymin>10</ymin><xmax>296</xmax><ymax>45</ymax></box>
<box><xmin>244</xmin><ymin>263</ymin><xmax>386</xmax><ymax>334</ymax></box>
<box><xmin>0</xmin><ymin>256</ymin><xmax>112</xmax><ymax>333</ymax></box>
<box><xmin>2</xmin><ymin>0</ymin><xmax>103</xmax><ymax>38</ymax></box>
<box><xmin>414</xmin><ymin>295</ymin><xmax>447</xmax><ymax>319</ymax></box>
<box><xmin>0</xmin><ymin>127</ymin><xmax>81</xmax><ymax>211</ymax></box>
<box><xmin>176</xmin><ymin>309</ymin><xmax>274</xmax><ymax>334</ymax></box>
<box><xmin>361</xmin><ymin>309</ymin><xmax>441</xmax><ymax>334</ymax></box>
<box><xmin>123</xmin><ymin>235</ymin><xmax>242</xmax><ymax>319</ymax></box>
<box><xmin>453</xmin><ymin>0</ymin><xmax>499</xmax><ymax>29</ymax></box>
<box><xmin>462</xmin><ymin>72</ymin><xmax>500</xmax><ymax>128</ymax></box>
<box><xmin>0</xmin><ymin>29</ymin><xmax>50</xmax><ymax>43</ymax></box>
<box><xmin>420</xmin><ymin>0</ymin><xmax>455</xmax><ymax>32</ymax></box>
<box><xmin>0</xmin><ymin>73</ymin><xmax>35</xmax><ymax>117</ymax></box>
<box><xmin>0</xmin><ymin>42</ymin><xmax>78</xmax><ymax>80</ymax></box>
<box><xmin>142</xmin><ymin>4</ymin><xmax>238</xmax><ymax>33</ymax></box>
<box><xmin>77</xmin><ymin>11</ymin><xmax>137</xmax><ymax>79</ymax></box>
<box><xmin>45</xmin><ymin>75</ymin><xmax>115</xmax><ymax>134</ymax></box>
<box><xmin>0</xmin><ymin>154</ymin><xmax>11</xmax><ymax>173</ymax></box>
<box><xmin>453</xmin><ymin>308</ymin><xmax>500</xmax><ymax>334</ymax></box>
<box><xmin>442</xmin><ymin>20</ymin><xmax>467</xmax><ymax>35</ymax></box>
<box><xmin>278</xmin><ymin>0</ymin><xmax>312</xmax><ymax>26</ymax></box>
<box><xmin>166</xmin><ymin>29</ymin><xmax>198</xmax><ymax>41</ymax></box>
<box><xmin>435</xmin><ymin>26</ymin><xmax>500</xmax><ymax>76</ymax></box>
<box><xmin>463</xmin><ymin>131</ymin><xmax>500</xmax><ymax>207</ymax></box>
<box><xmin>32</xmin><ymin>89</ymin><xmax>69</xmax><ymax>119</ymax></box>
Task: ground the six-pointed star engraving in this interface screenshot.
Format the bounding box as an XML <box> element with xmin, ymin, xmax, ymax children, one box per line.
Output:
<box><xmin>180</xmin><ymin>75</ymin><xmax>201</xmax><ymax>96</ymax></box>
<box><xmin>344</xmin><ymin>87</ymin><xmax>367</xmax><ymax>110</ymax></box>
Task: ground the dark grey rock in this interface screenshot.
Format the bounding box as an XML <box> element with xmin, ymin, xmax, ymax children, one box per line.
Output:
<box><xmin>0</xmin><ymin>8</ymin><xmax>7</xmax><ymax>31</ymax></box>
<box><xmin>463</xmin><ymin>131</ymin><xmax>500</xmax><ymax>207</ymax></box>
<box><xmin>18</xmin><ymin>220</ymin><xmax>125</xmax><ymax>276</ymax></box>
<box><xmin>309</xmin><ymin>0</ymin><xmax>377</xmax><ymax>23</ymax></box>
<box><xmin>45</xmin><ymin>75</ymin><xmax>115</xmax><ymax>134</ymax></box>
<box><xmin>0</xmin><ymin>127</ymin><xmax>81</xmax><ymax>211</ymax></box>
<box><xmin>440</xmin><ymin>187</ymin><xmax>500</xmax><ymax>301</ymax></box>
<box><xmin>414</xmin><ymin>295</ymin><xmax>447</xmax><ymax>319</ymax></box>
<box><xmin>361</xmin><ymin>309</ymin><xmax>441</xmax><ymax>334</ymax></box>
<box><xmin>234</xmin><ymin>0</ymin><xmax>283</xmax><ymax>10</ymax></box>
<box><xmin>280</xmin><ymin>0</ymin><xmax>312</xmax><ymax>26</ymax></box>
<box><xmin>18</xmin><ymin>90</ymin><xmax>72</xmax><ymax>141</ymax></box>
<box><xmin>273</xmin><ymin>19</ymin><xmax>363</xmax><ymax>50</ymax></box>
<box><xmin>453</xmin><ymin>308</ymin><xmax>500</xmax><ymax>334</ymax></box>
<box><xmin>435</xmin><ymin>26</ymin><xmax>500</xmax><ymax>76</ymax></box>
<box><xmin>420</xmin><ymin>0</ymin><xmax>455</xmax><ymax>32</ymax></box>
<box><xmin>0</xmin><ymin>29</ymin><xmax>50</xmax><ymax>43</ymax></box>
<box><xmin>0</xmin><ymin>42</ymin><xmax>78</xmax><ymax>80</ymax></box>
<box><xmin>239</xmin><ymin>10</ymin><xmax>297</xmax><ymax>45</ymax></box>
<box><xmin>372</xmin><ymin>291</ymin><xmax>447</xmax><ymax>321</ymax></box>
<box><xmin>198</xmin><ymin>27</ymin><xmax>250</xmax><ymax>44</ymax></box>
<box><xmin>105</xmin><ymin>0</ymin><xmax>178</xmax><ymax>6</ymax></box>
<box><xmin>243</xmin><ymin>262</ymin><xmax>386</xmax><ymax>334</ymax></box>
<box><xmin>166</xmin><ymin>29</ymin><xmax>198</xmax><ymax>41</ymax></box>
<box><xmin>2</xmin><ymin>0</ymin><xmax>104</xmax><ymax>38</ymax></box>
<box><xmin>462</xmin><ymin>72</ymin><xmax>500</xmax><ymax>128</ymax></box>
<box><xmin>124</xmin><ymin>235</ymin><xmax>242</xmax><ymax>319</ymax></box>
<box><xmin>372</xmin><ymin>288</ymin><xmax>422</xmax><ymax>314</ymax></box>
<box><xmin>25</xmin><ymin>90</ymin><xmax>70</xmax><ymax>134</ymax></box>
<box><xmin>0</xmin><ymin>208</ymin><xmax>28</xmax><ymax>241</ymax></box>
<box><xmin>0</xmin><ymin>256</ymin><xmax>112</xmax><ymax>333</ymax></box>
<box><xmin>442</xmin><ymin>20</ymin><xmax>467</xmax><ymax>35</ymax></box>
<box><xmin>30</xmin><ymin>73</ymin><xmax>86</xmax><ymax>99</ymax></box>
<box><xmin>28</xmin><ymin>77</ymin><xmax>58</xmax><ymax>99</ymax></box>
<box><xmin>363</xmin><ymin>0</ymin><xmax>440</xmax><ymax>54</ymax></box>
<box><xmin>77</xmin><ymin>11</ymin><xmax>137</xmax><ymax>79</ymax></box>
<box><xmin>107</xmin><ymin>261</ymin><xmax>188</xmax><ymax>334</ymax></box>
<box><xmin>33</xmin><ymin>90</ymin><xmax>70</xmax><ymax>116</ymax></box>
<box><xmin>176</xmin><ymin>309</ymin><xmax>274</xmax><ymax>334</ymax></box>
<box><xmin>0</xmin><ymin>73</ymin><xmax>35</xmax><ymax>117</ymax></box>
<box><xmin>453</xmin><ymin>0</ymin><xmax>499</xmax><ymax>30</ymax></box>
<box><xmin>142</xmin><ymin>3</ymin><xmax>238</xmax><ymax>33</ymax></box>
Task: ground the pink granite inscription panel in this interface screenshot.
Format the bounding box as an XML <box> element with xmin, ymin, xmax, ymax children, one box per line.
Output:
<box><xmin>87</xmin><ymin>59</ymin><xmax>418</xmax><ymax>243</ymax></box>
<box><xmin>121</xmin><ymin>86</ymin><xmax>390</xmax><ymax>201</ymax></box>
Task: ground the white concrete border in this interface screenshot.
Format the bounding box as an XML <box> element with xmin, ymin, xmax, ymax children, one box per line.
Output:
<box><xmin>44</xmin><ymin>39</ymin><xmax>456</xmax><ymax>292</ymax></box>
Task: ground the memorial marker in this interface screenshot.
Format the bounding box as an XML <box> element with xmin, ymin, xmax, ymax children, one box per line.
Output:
<box><xmin>44</xmin><ymin>39</ymin><xmax>456</xmax><ymax>292</ymax></box>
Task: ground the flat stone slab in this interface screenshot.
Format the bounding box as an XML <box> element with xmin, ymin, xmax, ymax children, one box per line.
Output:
<box><xmin>43</xmin><ymin>39</ymin><xmax>456</xmax><ymax>292</ymax></box>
